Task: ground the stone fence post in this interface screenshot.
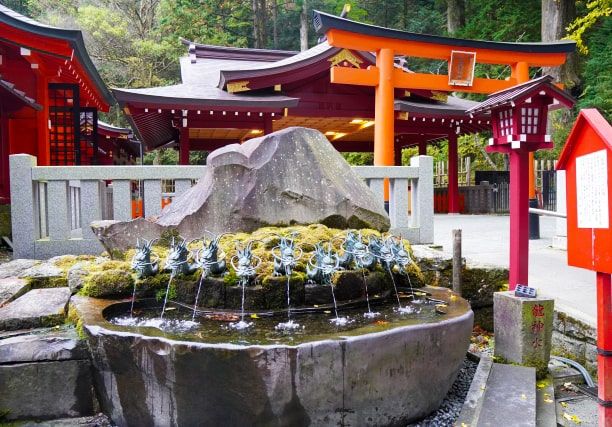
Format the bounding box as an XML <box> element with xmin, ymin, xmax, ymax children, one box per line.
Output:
<box><xmin>412</xmin><ymin>155</ymin><xmax>434</xmax><ymax>243</ymax></box>
<box><xmin>9</xmin><ymin>154</ymin><xmax>37</xmax><ymax>258</ymax></box>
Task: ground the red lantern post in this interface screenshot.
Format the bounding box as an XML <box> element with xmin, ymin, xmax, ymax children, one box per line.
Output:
<box><xmin>467</xmin><ymin>75</ymin><xmax>575</xmax><ymax>289</ymax></box>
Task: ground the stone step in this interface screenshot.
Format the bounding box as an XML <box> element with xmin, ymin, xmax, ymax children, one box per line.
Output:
<box><xmin>476</xmin><ymin>363</ymin><xmax>536</xmax><ymax>427</ymax></box>
<box><xmin>15</xmin><ymin>414</ymin><xmax>113</xmax><ymax>427</ymax></box>
<box><xmin>455</xmin><ymin>355</ymin><xmax>494</xmax><ymax>426</ymax></box>
<box><xmin>0</xmin><ymin>276</ymin><xmax>29</xmax><ymax>307</ymax></box>
<box><xmin>536</xmin><ymin>375</ymin><xmax>557</xmax><ymax>427</ymax></box>
<box><xmin>0</xmin><ymin>359</ymin><xmax>94</xmax><ymax>421</ymax></box>
<box><xmin>0</xmin><ymin>326</ymin><xmax>95</xmax><ymax>422</ymax></box>
<box><xmin>0</xmin><ymin>287</ymin><xmax>71</xmax><ymax>331</ymax></box>
<box><xmin>0</xmin><ymin>326</ymin><xmax>88</xmax><ymax>364</ymax></box>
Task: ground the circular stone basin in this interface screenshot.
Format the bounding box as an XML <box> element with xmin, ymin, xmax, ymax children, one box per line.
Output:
<box><xmin>74</xmin><ymin>286</ymin><xmax>473</xmax><ymax>426</ymax></box>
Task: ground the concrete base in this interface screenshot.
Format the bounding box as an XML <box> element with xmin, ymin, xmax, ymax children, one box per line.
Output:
<box><xmin>494</xmin><ymin>291</ymin><xmax>554</xmax><ymax>377</ymax></box>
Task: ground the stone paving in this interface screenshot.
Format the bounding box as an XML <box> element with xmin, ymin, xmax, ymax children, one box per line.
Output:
<box><xmin>0</xmin><ymin>287</ymin><xmax>71</xmax><ymax>331</ymax></box>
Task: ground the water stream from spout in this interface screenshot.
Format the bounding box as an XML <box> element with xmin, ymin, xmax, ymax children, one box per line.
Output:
<box><xmin>361</xmin><ymin>269</ymin><xmax>380</xmax><ymax>318</ymax></box>
<box><xmin>191</xmin><ymin>270</ymin><xmax>207</xmax><ymax>321</ymax></box>
<box><xmin>160</xmin><ymin>272</ymin><xmax>175</xmax><ymax>320</ymax></box>
<box><xmin>129</xmin><ymin>280</ymin><xmax>138</xmax><ymax>318</ymax></box>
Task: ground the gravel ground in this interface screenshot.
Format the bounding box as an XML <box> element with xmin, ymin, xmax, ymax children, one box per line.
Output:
<box><xmin>409</xmin><ymin>358</ymin><xmax>478</xmax><ymax>427</ymax></box>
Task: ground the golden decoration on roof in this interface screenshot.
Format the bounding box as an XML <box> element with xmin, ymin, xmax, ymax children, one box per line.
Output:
<box><xmin>329</xmin><ymin>49</ymin><xmax>363</xmax><ymax>68</ymax></box>
<box><xmin>227</xmin><ymin>80</ymin><xmax>250</xmax><ymax>93</ymax></box>
<box><xmin>431</xmin><ymin>91</ymin><xmax>448</xmax><ymax>103</ymax></box>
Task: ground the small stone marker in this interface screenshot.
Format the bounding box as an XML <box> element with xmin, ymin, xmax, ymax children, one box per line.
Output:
<box><xmin>0</xmin><ymin>287</ymin><xmax>71</xmax><ymax>331</ymax></box>
<box><xmin>494</xmin><ymin>291</ymin><xmax>554</xmax><ymax>377</ymax></box>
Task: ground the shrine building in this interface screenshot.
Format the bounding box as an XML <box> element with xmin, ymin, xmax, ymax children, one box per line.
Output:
<box><xmin>0</xmin><ymin>5</ymin><xmax>130</xmax><ymax>203</ymax></box>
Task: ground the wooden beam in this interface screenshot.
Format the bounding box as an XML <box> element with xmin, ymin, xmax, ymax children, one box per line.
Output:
<box><xmin>331</xmin><ymin>66</ymin><xmax>518</xmax><ymax>94</ymax></box>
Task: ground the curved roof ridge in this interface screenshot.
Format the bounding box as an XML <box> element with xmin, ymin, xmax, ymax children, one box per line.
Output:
<box><xmin>180</xmin><ymin>38</ymin><xmax>297</xmax><ymax>61</ymax></box>
<box><xmin>217</xmin><ymin>42</ymin><xmax>375</xmax><ymax>89</ymax></box>
<box><xmin>313</xmin><ymin>10</ymin><xmax>575</xmax><ymax>54</ymax></box>
<box><xmin>0</xmin><ymin>4</ymin><xmax>114</xmax><ymax>106</ymax></box>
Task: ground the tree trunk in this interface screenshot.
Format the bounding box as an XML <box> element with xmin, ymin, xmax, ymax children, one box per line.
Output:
<box><xmin>252</xmin><ymin>0</ymin><xmax>266</xmax><ymax>48</ymax></box>
<box><xmin>300</xmin><ymin>0</ymin><xmax>308</xmax><ymax>51</ymax></box>
<box><xmin>446</xmin><ymin>0</ymin><xmax>465</xmax><ymax>35</ymax></box>
<box><xmin>541</xmin><ymin>0</ymin><xmax>580</xmax><ymax>88</ymax></box>
<box><xmin>272</xmin><ymin>0</ymin><xmax>278</xmax><ymax>49</ymax></box>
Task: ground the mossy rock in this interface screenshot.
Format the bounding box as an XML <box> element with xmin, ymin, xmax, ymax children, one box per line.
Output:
<box><xmin>80</xmin><ymin>269</ymin><xmax>134</xmax><ymax>298</ymax></box>
<box><xmin>261</xmin><ymin>274</ymin><xmax>306</xmax><ymax>309</ymax></box>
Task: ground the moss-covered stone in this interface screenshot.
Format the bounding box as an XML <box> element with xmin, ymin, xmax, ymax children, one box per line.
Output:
<box><xmin>79</xmin><ymin>270</ymin><xmax>134</xmax><ymax>298</ymax></box>
<box><xmin>262</xmin><ymin>274</ymin><xmax>306</xmax><ymax>309</ymax></box>
<box><xmin>0</xmin><ymin>204</ymin><xmax>11</xmax><ymax>238</ymax></box>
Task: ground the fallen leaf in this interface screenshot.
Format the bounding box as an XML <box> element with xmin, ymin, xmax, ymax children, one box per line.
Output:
<box><xmin>324</xmin><ymin>310</ymin><xmax>331</xmax><ymax>314</ymax></box>
<box><xmin>250</xmin><ymin>314</ymin><xmax>259</xmax><ymax>319</ymax></box>
<box><xmin>560</xmin><ymin>402</ymin><xmax>568</xmax><ymax>408</ymax></box>
<box><xmin>314</xmin><ymin>305</ymin><xmax>319</xmax><ymax>308</ymax></box>
<box><xmin>564</xmin><ymin>382</ymin><xmax>573</xmax><ymax>388</ymax></box>
<box><xmin>544</xmin><ymin>398</ymin><xmax>553</xmax><ymax>403</ymax></box>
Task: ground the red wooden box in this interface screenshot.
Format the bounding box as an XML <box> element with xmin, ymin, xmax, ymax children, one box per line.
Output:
<box><xmin>557</xmin><ymin>109</ymin><xmax>612</xmax><ymax>274</ymax></box>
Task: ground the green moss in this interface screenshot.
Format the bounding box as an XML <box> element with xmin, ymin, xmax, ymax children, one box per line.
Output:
<box><xmin>158</xmin><ymin>228</ymin><xmax>181</xmax><ymax>247</ymax></box>
<box><xmin>156</xmin><ymin>282</ymin><xmax>176</xmax><ymax>302</ymax></box>
<box><xmin>66</xmin><ymin>305</ymin><xmax>87</xmax><ymax>340</ymax></box>
<box><xmin>79</xmin><ymin>269</ymin><xmax>134</xmax><ymax>298</ymax></box>
<box><xmin>0</xmin><ymin>204</ymin><xmax>11</xmax><ymax>238</ymax></box>
<box><xmin>25</xmin><ymin>275</ymin><xmax>67</xmax><ymax>289</ymax></box>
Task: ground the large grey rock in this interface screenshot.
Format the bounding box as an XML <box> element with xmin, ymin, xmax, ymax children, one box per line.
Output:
<box><xmin>0</xmin><ymin>277</ymin><xmax>29</xmax><ymax>307</ymax></box>
<box><xmin>0</xmin><ymin>359</ymin><xmax>94</xmax><ymax>420</ymax></box>
<box><xmin>0</xmin><ymin>259</ymin><xmax>39</xmax><ymax>279</ymax></box>
<box><xmin>0</xmin><ymin>288</ymin><xmax>71</xmax><ymax>331</ymax></box>
<box><xmin>0</xmin><ymin>327</ymin><xmax>89</xmax><ymax>363</ymax></box>
<box><xmin>93</xmin><ymin>127</ymin><xmax>390</xmax><ymax>253</ymax></box>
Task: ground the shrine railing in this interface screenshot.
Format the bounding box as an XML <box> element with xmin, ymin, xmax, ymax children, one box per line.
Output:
<box><xmin>9</xmin><ymin>154</ymin><xmax>433</xmax><ymax>259</ymax></box>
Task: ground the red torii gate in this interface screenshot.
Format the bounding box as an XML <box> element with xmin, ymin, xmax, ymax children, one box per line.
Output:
<box><xmin>313</xmin><ymin>11</ymin><xmax>575</xmax><ymax>288</ymax></box>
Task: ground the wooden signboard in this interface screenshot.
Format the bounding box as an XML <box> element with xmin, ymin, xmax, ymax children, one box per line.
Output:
<box><xmin>557</xmin><ymin>108</ymin><xmax>612</xmax><ymax>426</ymax></box>
<box><xmin>557</xmin><ymin>109</ymin><xmax>612</xmax><ymax>274</ymax></box>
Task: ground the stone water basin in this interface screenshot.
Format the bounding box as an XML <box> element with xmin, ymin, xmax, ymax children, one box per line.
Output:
<box><xmin>71</xmin><ymin>286</ymin><xmax>473</xmax><ymax>426</ymax></box>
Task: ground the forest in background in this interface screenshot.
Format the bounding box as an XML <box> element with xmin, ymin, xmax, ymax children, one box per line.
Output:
<box><xmin>0</xmin><ymin>0</ymin><xmax>609</xmax><ymax>168</ymax></box>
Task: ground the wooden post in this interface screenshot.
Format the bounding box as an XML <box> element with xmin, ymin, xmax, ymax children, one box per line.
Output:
<box><xmin>448</xmin><ymin>133</ymin><xmax>459</xmax><ymax>213</ymax></box>
<box><xmin>597</xmin><ymin>271</ymin><xmax>612</xmax><ymax>426</ymax></box>
<box><xmin>509</xmin><ymin>149</ymin><xmax>530</xmax><ymax>289</ymax></box>
<box><xmin>179</xmin><ymin>127</ymin><xmax>190</xmax><ymax>165</ymax></box>
<box><xmin>264</xmin><ymin>115</ymin><xmax>273</xmax><ymax>135</ymax></box>
<box><xmin>452</xmin><ymin>229</ymin><xmax>462</xmax><ymax>295</ymax></box>
<box><xmin>418</xmin><ymin>140</ymin><xmax>427</xmax><ymax>156</ymax></box>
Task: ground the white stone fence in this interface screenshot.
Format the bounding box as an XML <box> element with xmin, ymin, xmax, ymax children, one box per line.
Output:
<box><xmin>9</xmin><ymin>154</ymin><xmax>433</xmax><ymax>259</ymax></box>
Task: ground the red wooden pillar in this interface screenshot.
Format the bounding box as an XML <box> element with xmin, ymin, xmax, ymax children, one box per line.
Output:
<box><xmin>263</xmin><ymin>115</ymin><xmax>273</xmax><ymax>135</ymax></box>
<box><xmin>418</xmin><ymin>140</ymin><xmax>427</xmax><ymax>156</ymax></box>
<box><xmin>179</xmin><ymin>126</ymin><xmax>190</xmax><ymax>165</ymax></box>
<box><xmin>0</xmin><ymin>104</ymin><xmax>8</xmax><ymax>203</ymax></box>
<box><xmin>597</xmin><ymin>272</ymin><xmax>612</xmax><ymax>426</ymax></box>
<box><xmin>448</xmin><ymin>133</ymin><xmax>459</xmax><ymax>214</ymax></box>
<box><xmin>509</xmin><ymin>150</ymin><xmax>530</xmax><ymax>288</ymax></box>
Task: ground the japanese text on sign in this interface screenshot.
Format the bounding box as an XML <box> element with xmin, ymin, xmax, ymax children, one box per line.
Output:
<box><xmin>576</xmin><ymin>149</ymin><xmax>609</xmax><ymax>229</ymax></box>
